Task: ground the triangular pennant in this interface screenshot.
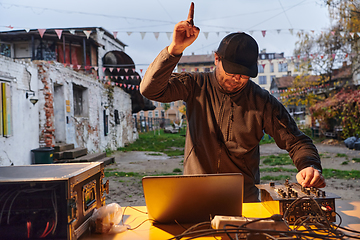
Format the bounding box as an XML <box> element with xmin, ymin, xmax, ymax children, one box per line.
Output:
<box><xmin>127</xmin><ymin>32</ymin><xmax>132</xmax><ymax>36</ymax></box>
<box><xmin>70</xmin><ymin>64</ymin><xmax>73</xmax><ymax>68</ymax></box>
<box><xmin>350</xmin><ymin>32</ymin><xmax>355</xmax><ymax>38</ymax></box>
<box><xmin>136</xmin><ymin>85</ymin><xmax>139</xmax><ymax>90</ymax></box>
<box><xmin>38</xmin><ymin>29</ymin><xmax>46</xmax><ymax>38</ymax></box>
<box><xmin>137</xmin><ymin>76</ymin><xmax>139</xmax><ymax>79</ymax></box>
<box><xmin>77</xmin><ymin>65</ymin><xmax>81</xmax><ymax>70</ymax></box>
<box><xmin>109</xmin><ymin>67</ymin><xmax>114</xmax><ymax>72</ymax></box>
<box><xmin>261</xmin><ymin>30</ymin><xmax>266</xmax><ymax>37</ymax></box>
<box><xmin>340</xmin><ymin>31</ymin><xmax>345</xmax><ymax>37</ymax></box>
<box><xmin>140</xmin><ymin>32</ymin><xmax>146</xmax><ymax>40</ymax></box>
<box><xmin>331</xmin><ymin>31</ymin><xmax>335</xmax><ymax>36</ymax></box>
<box><xmin>216</xmin><ymin>32</ymin><xmax>220</xmax><ymax>37</ymax></box>
<box><xmin>25</xmin><ymin>28</ymin><xmax>30</xmax><ymax>33</ymax></box>
<box><xmin>166</xmin><ymin>32</ymin><xmax>172</xmax><ymax>40</ymax></box>
<box><xmin>277</xmin><ymin>29</ymin><xmax>281</xmax><ymax>34</ymax></box>
<box><xmin>103</xmin><ymin>67</ymin><xmax>106</xmax><ymax>72</ymax></box>
<box><xmin>203</xmin><ymin>32</ymin><xmax>209</xmax><ymax>39</ymax></box>
<box><xmin>117</xmin><ymin>68</ymin><xmax>121</xmax><ymax>72</ymax></box>
<box><xmin>125</xmin><ymin>68</ymin><xmax>129</xmax><ymax>73</ymax></box>
<box><xmin>249</xmin><ymin>31</ymin><xmax>254</xmax><ymax>35</ymax></box>
<box><xmin>83</xmin><ymin>30</ymin><xmax>91</xmax><ymax>39</ymax></box>
<box><xmin>132</xmin><ymin>68</ymin><xmax>135</xmax><ymax>72</ymax></box>
<box><xmin>120</xmin><ymin>83</ymin><xmax>123</xmax><ymax>87</ymax></box>
<box><xmin>153</xmin><ymin>32</ymin><xmax>160</xmax><ymax>40</ymax></box>
<box><xmin>55</xmin><ymin>29</ymin><xmax>63</xmax><ymax>39</ymax></box>
<box><xmin>126</xmin><ymin>76</ymin><xmax>129</xmax><ymax>80</ymax></box>
<box><xmin>113</xmin><ymin>31</ymin><xmax>118</xmax><ymax>39</ymax></box>
<box><xmin>98</xmin><ymin>30</ymin><xmax>104</xmax><ymax>39</ymax></box>
<box><xmin>94</xmin><ymin>66</ymin><xmax>98</xmax><ymax>71</ymax></box>
<box><xmin>6</xmin><ymin>25</ymin><xmax>14</xmax><ymax>29</ymax></box>
<box><xmin>140</xmin><ymin>69</ymin><xmax>143</xmax><ymax>73</ymax></box>
<box><xmin>115</xmin><ymin>76</ymin><xmax>118</xmax><ymax>79</ymax></box>
<box><xmin>289</xmin><ymin>29</ymin><xmax>293</xmax><ymax>35</ymax></box>
<box><xmin>262</xmin><ymin>64</ymin><xmax>266</xmax><ymax>69</ymax></box>
<box><xmin>69</xmin><ymin>29</ymin><xmax>76</xmax><ymax>35</ymax></box>
<box><xmin>63</xmin><ymin>63</ymin><xmax>67</xmax><ymax>67</ymax></box>
<box><xmin>120</xmin><ymin>76</ymin><xmax>124</xmax><ymax>80</ymax></box>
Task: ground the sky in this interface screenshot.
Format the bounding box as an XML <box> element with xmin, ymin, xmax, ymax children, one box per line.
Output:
<box><xmin>0</xmin><ymin>0</ymin><xmax>332</xmax><ymax>73</ymax></box>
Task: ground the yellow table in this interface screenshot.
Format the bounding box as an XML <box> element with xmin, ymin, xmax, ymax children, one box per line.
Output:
<box><xmin>81</xmin><ymin>201</ymin><xmax>360</xmax><ymax>240</ymax></box>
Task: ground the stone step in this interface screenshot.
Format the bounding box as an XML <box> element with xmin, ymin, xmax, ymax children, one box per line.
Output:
<box><xmin>54</xmin><ymin>156</ymin><xmax>115</xmax><ymax>166</ymax></box>
<box><xmin>76</xmin><ymin>152</ymin><xmax>106</xmax><ymax>162</ymax></box>
<box><xmin>53</xmin><ymin>152</ymin><xmax>63</xmax><ymax>161</ymax></box>
<box><xmin>54</xmin><ymin>143</ymin><xmax>75</xmax><ymax>153</ymax></box>
<box><xmin>98</xmin><ymin>157</ymin><xmax>115</xmax><ymax>166</ymax></box>
<box><xmin>63</xmin><ymin>147</ymin><xmax>87</xmax><ymax>159</ymax></box>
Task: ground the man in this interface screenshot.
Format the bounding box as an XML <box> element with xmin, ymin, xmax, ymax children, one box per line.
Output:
<box><xmin>140</xmin><ymin>3</ymin><xmax>325</xmax><ymax>202</ymax></box>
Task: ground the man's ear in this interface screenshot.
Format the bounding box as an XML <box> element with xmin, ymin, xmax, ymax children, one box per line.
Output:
<box><xmin>214</xmin><ymin>52</ymin><xmax>220</xmax><ymax>66</ymax></box>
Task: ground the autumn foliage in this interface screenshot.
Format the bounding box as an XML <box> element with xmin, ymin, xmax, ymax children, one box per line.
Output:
<box><xmin>310</xmin><ymin>88</ymin><xmax>360</xmax><ymax>139</ymax></box>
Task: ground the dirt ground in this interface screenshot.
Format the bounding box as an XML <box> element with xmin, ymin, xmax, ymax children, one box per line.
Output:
<box><xmin>104</xmin><ymin>141</ymin><xmax>360</xmax><ymax>207</ymax></box>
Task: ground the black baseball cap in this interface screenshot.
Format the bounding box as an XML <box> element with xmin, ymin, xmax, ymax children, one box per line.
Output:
<box><xmin>217</xmin><ymin>32</ymin><xmax>259</xmax><ymax>78</ymax></box>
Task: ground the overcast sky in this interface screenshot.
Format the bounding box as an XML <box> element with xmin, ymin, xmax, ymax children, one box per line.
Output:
<box><xmin>0</xmin><ymin>0</ymin><xmax>331</xmax><ymax>73</ymax></box>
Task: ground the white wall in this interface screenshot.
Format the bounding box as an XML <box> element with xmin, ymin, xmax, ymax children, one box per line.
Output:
<box><xmin>0</xmin><ymin>55</ymin><xmax>39</xmax><ymax>166</ymax></box>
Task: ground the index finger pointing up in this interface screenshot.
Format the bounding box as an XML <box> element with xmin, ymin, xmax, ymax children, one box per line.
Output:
<box><xmin>187</xmin><ymin>2</ymin><xmax>194</xmax><ymax>26</ymax></box>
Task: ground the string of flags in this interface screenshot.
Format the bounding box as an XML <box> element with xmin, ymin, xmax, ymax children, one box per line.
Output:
<box><xmin>2</xmin><ymin>25</ymin><xmax>360</xmax><ymax>42</ymax></box>
<box><xmin>272</xmin><ymin>81</ymin><xmax>344</xmax><ymax>100</ymax></box>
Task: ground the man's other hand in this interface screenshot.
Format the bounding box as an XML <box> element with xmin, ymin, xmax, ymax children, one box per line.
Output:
<box><xmin>296</xmin><ymin>166</ymin><xmax>326</xmax><ymax>188</ymax></box>
<box><xmin>168</xmin><ymin>2</ymin><xmax>200</xmax><ymax>55</ymax></box>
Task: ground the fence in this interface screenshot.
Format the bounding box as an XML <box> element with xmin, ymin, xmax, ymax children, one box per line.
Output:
<box><xmin>133</xmin><ymin>116</ymin><xmax>171</xmax><ymax>132</ymax></box>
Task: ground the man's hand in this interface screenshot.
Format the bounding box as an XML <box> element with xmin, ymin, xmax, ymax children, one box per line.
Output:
<box><xmin>296</xmin><ymin>166</ymin><xmax>326</xmax><ymax>188</ymax></box>
<box><xmin>168</xmin><ymin>2</ymin><xmax>200</xmax><ymax>55</ymax></box>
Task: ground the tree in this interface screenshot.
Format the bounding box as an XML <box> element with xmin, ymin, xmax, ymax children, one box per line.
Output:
<box><xmin>281</xmin><ymin>75</ymin><xmax>326</xmax><ymax>114</ymax></box>
<box><xmin>294</xmin><ymin>0</ymin><xmax>360</xmax><ymax>80</ymax></box>
<box><xmin>310</xmin><ymin>88</ymin><xmax>360</xmax><ymax>139</ymax></box>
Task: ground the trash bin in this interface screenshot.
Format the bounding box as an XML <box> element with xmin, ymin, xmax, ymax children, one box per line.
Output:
<box><xmin>31</xmin><ymin>147</ymin><xmax>54</xmax><ymax>164</ymax></box>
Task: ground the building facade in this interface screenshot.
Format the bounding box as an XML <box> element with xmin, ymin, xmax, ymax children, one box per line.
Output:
<box><xmin>0</xmin><ymin>27</ymin><xmax>145</xmax><ymax>166</ymax></box>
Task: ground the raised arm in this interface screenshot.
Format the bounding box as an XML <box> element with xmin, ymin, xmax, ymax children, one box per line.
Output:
<box><xmin>168</xmin><ymin>2</ymin><xmax>200</xmax><ymax>55</ymax></box>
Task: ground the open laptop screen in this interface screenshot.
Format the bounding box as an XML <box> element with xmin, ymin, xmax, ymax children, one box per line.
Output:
<box><xmin>142</xmin><ymin>173</ymin><xmax>244</xmax><ymax>224</ymax></box>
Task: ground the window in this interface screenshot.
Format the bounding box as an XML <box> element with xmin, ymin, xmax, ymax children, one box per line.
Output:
<box><xmin>1</xmin><ymin>81</ymin><xmax>12</xmax><ymax>137</ymax></box>
<box><xmin>148</xmin><ymin>111</ymin><xmax>153</xmax><ymax>118</ymax></box>
<box><xmin>154</xmin><ymin>110</ymin><xmax>159</xmax><ymax>117</ymax></box>
<box><xmin>268</xmin><ymin>54</ymin><xmax>275</xmax><ymax>60</ymax></box>
<box><xmin>278</xmin><ymin>62</ymin><xmax>288</xmax><ymax>72</ymax></box>
<box><xmin>204</xmin><ymin>68</ymin><xmax>210</xmax><ymax>72</ymax></box>
<box><xmin>270</xmin><ymin>75</ymin><xmax>276</xmax><ymax>83</ymax></box>
<box><xmin>259</xmin><ymin>76</ymin><xmax>267</xmax><ymax>85</ymax></box>
<box><xmin>0</xmin><ymin>43</ymin><xmax>11</xmax><ymax>58</ymax></box>
<box><xmin>73</xmin><ymin>84</ymin><xmax>88</xmax><ymax>117</ymax></box>
<box><xmin>270</xmin><ymin>63</ymin><xmax>274</xmax><ymax>73</ymax></box>
<box><xmin>258</xmin><ymin>64</ymin><xmax>264</xmax><ymax>73</ymax></box>
<box><xmin>153</xmin><ymin>101</ymin><xmax>158</xmax><ymax>107</ymax></box>
<box><xmin>161</xmin><ymin>110</ymin><xmax>165</xmax><ymax>117</ymax></box>
<box><xmin>170</xmin><ymin>102</ymin><xmax>174</xmax><ymax>107</ymax></box>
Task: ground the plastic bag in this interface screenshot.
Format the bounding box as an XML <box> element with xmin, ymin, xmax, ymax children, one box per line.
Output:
<box><xmin>91</xmin><ymin>203</ymin><xmax>128</xmax><ymax>234</ymax></box>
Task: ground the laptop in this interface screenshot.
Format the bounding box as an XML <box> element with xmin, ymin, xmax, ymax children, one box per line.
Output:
<box><xmin>142</xmin><ymin>173</ymin><xmax>244</xmax><ymax>224</ymax></box>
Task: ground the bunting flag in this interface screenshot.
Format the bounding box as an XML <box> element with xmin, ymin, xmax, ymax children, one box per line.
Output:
<box><xmin>55</xmin><ymin>29</ymin><xmax>63</xmax><ymax>39</ymax></box>
<box><xmin>38</xmin><ymin>29</ymin><xmax>46</xmax><ymax>38</ymax></box>
<box><xmin>69</xmin><ymin>29</ymin><xmax>76</xmax><ymax>35</ymax></box>
<box><xmin>153</xmin><ymin>32</ymin><xmax>159</xmax><ymax>40</ymax></box>
<box><xmin>113</xmin><ymin>31</ymin><xmax>118</xmax><ymax>39</ymax></box>
<box><xmin>261</xmin><ymin>30</ymin><xmax>266</xmax><ymax>37</ymax></box>
<box><xmin>127</xmin><ymin>32</ymin><xmax>132</xmax><ymax>36</ymax></box>
<box><xmin>203</xmin><ymin>32</ymin><xmax>209</xmax><ymax>39</ymax></box>
<box><xmin>289</xmin><ymin>29</ymin><xmax>293</xmax><ymax>35</ymax></box>
<box><xmin>166</xmin><ymin>32</ymin><xmax>172</xmax><ymax>40</ymax></box>
<box><xmin>83</xmin><ymin>30</ymin><xmax>91</xmax><ymax>39</ymax></box>
<box><xmin>277</xmin><ymin>29</ymin><xmax>281</xmax><ymax>34</ymax></box>
<box><xmin>98</xmin><ymin>30</ymin><xmax>104</xmax><ymax>39</ymax></box>
<box><xmin>6</xmin><ymin>25</ymin><xmax>14</xmax><ymax>29</ymax></box>
<box><xmin>140</xmin><ymin>32</ymin><xmax>146</xmax><ymax>40</ymax></box>
<box><xmin>25</xmin><ymin>28</ymin><xmax>30</xmax><ymax>33</ymax></box>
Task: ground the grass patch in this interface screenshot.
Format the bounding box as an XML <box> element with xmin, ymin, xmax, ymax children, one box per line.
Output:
<box><xmin>259</xmin><ymin>134</ymin><xmax>275</xmax><ymax>145</ymax></box>
<box><xmin>352</xmin><ymin>158</ymin><xmax>360</xmax><ymax>163</ymax></box>
<box><xmin>261</xmin><ymin>175</ymin><xmax>291</xmax><ymax>181</ymax></box>
<box><xmin>146</xmin><ymin>153</ymin><xmax>163</xmax><ymax>156</ymax></box>
<box><xmin>173</xmin><ymin>168</ymin><xmax>182</xmax><ymax>173</ymax></box>
<box><xmin>260</xmin><ymin>167</ymin><xmax>297</xmax><ymax>173</ymax></box>
<box><xmin>262</xmin><ymin>154</ymin><xmax>293</xmax><ymax>166</ymax></box>
<box><xmin>322</xmin><ymin>169</ymin><xmax>360</xmax><ymax>179</ymax></box>
<box><xmin>336</xmin><ymin>153</ymin><xmax>348</xmax><ymax>158</ymax></box>
<box><xmin>117</xmin><ymin>130</ymin><xmax>185</xmax><ymax>156</ymax></box>
<box><xmin>341</xmin><ymin>161</ymin><xmax>349</xmax><ymax>165</ymax></box>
